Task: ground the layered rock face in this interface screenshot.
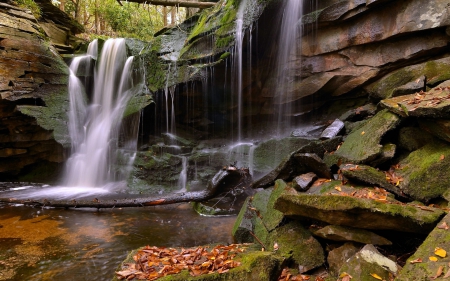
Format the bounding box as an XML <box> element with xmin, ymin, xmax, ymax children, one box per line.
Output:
<box><xmin>0</xmin><ymin>1</ymin><xmax>73</xmax><ymax>180</ymax></box>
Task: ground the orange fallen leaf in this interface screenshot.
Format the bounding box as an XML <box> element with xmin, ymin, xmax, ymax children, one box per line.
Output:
<box><xmin>435</xmin><ymin>247</ymin><xmax>447</xmax><ymax>258</ymax></box>
<box><xmin>409</xmin><ymin>258</ymin><xmax>422</xmax><ymax>264</ymax></box>
<box><xmin>370</xmin><ymin>273</ymin><xmax>383</xmax><ymax>280</ymax></box>
<box><xmin>430</xmin><ymin>256</ymin><xmax>438</xmax><ymax>262</ymax></box>
<box><xmin>335</xmin><ymin>186</ymin><xmax>342</xmax><ymax>192</ymax></box>
<box><xmin>440</xmin><ymin>155</ymin><xmax>445</xmax><ymax>161</ymax></box>
<box><xmin>361</xmin><ymin>131</ymin><xmax>365</xmax><ymax>135</ymax></box>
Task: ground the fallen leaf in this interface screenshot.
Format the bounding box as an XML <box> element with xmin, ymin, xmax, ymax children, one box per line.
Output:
<box><xmin>438</xmin><ymin>222</ymin><xmax>449</xmax><ymax>230</ymax></box>
<box><xmin>370</xmin><ymin>273</ymin><xmax>383</xmax><ymax>280</ymax></box>
<box><xmin>430</xmin><ymin>266</ymin><xmax>444</xmax><ymax>280</ymax></box>
<box><xmin>409</xmin><ymin>258</ymin><xmax>423</xmax><ymax>264</ymax></box>
<box><xmin>273</xmin><ymin>242</ymin><xmax>279</xmax><ymax>251</ymax></box>
<box><xmin>440</xmin><ymin>155</ymin><xmax>445</xmax><ymax>161</ymax></box>
<box><xmin>435</xmin><ymin>247</ymin><xmax>447</xmax><ymax>258</ymax></box>
<box><xmin>361</xmin><ymin>131</ymin><xmax>365</xmax><ymax>135</ymax></box>
<box><xmin>430</xmin><ymin>256</ymin><xmax>438</xmax><ymax>262</ymax></box>
<box><xmin>334</xmin><ymin>186</ymin><xmax>342</xmax><ymax>192</ymax></box>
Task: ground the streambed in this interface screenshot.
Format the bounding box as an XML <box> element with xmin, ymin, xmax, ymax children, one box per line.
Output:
<box><xmin>0</xmin><ymin>191</ymin><xmax>235</xmax><ymax>281</ymax></box>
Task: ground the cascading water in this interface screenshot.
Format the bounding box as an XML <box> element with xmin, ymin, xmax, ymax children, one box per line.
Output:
<box><xmin>234</xmin><ymin>0</ymin><xmax>249</xmax><ymax>142</ymax></box>
<box><xmin>275</xmin><ymin>0</ymin><xmax>303</xmax><ymax>136</ymax></box>
<box><xmin>64</xmin><ymin>38</ymin><xmax>143</xmax><ymax>188</ymax></box>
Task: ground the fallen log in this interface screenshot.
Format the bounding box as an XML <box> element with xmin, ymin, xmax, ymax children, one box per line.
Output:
<box><xmin>0</xmin><ymin>167</ymin><xmax>251</xmax><ymax>209</ymax></box>
<box><xmin>122</xmin><ymin>0</ymin><xmax>217</xmax><ymax>9</ymax></box>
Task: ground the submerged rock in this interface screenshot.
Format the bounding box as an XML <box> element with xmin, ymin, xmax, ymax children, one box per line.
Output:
<box><xmin>339</xmin><ymin>244</ymin><xmax>399</xmax><ymax>281</ymax></box>
<box><xmin>313</xmin><ymin>225</ymin><xmax>392</xmax><ymax>245</ymax></box>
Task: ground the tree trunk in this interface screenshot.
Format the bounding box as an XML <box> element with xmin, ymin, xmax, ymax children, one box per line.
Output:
<box><xmin>0</xmin><ymin>168</ymin><xmax>251</xmax><ymax>209</ymax></box>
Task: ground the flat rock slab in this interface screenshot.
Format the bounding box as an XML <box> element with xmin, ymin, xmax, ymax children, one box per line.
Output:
<box><xmin>293</xmin><ymin>153</ymin><xmax>332</xmax><ymax>179</ymax></box>
<box><xmin>340</xmin><ymin>163</ymin><xmax>405</xmax><ymax>198</ymax></box>
<box><xmin>319</xmin><ymin>119</ymin><xmax>344</xmax><ymax>140</ymax></box>
<box><xmin>340</xmin><ymin>244</ymin><xmax>399</xmax><ymax>281</ymax></box>
<box><xmin>419</xmin><ymin>118</ymin><xmax>450</xmax><ymax>144</ymax></box>
<box><xmin>397</xmin><ymin>213</ymin><xmax>450</xmax><ymax>281</ymax></box>
<box><xmin>293</xmin><ymin>172</ymin><xmax>317</xmax><ymax>192</ymax></box>
<box><xmin>274</xmin><ymin>190</ymin><xmax>445</xmax><ymax>233</ymax></box>
<box><xmin>324</xmin><ymin>109</ymin><xmax>400</xmax><ymax>165</ymax></box>
<box><xmin>381</xmin><ymin>80</ymin><xmax>450</xmax><ymax>118</ymax></box>
<box><xmin>113</xmin><ymin>245</ymin><xmax>284</xmax><ymax>281</ymax></box>
<box><xmin>313</xmin><ymin>225</ymin><xmax>392</xmax><ymax>245</ymax></box>
<box><xmin>396</xmin><ymin>140</ymin><xmax>450</xmax><ymax>202</ymax></box>
<box><xmin>327</xmin><ymin>242</ymin><xmax>361</xmax><ymax>277</ymax></box>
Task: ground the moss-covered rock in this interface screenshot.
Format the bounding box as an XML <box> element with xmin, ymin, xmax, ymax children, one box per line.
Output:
<box><xmin>232</xmin><ymin>197</ymin><xmax>254</xmax><ymax>243</ymax></box>
<box><xmin>339</xmin><ymin>244</ymin><xmax>399</xmax><ymax>281</ymax></box>
<box><xmin>397</xmin><ymin>126</ymin><xmax>435</xmax><ymax>152</ymax></box>
<box><xmin>327</xmin><ymin>242</ymin><xmax>361</xmax><ymax>277</ymax></box>
<box><xmin>380</xmin><ymin>80</ymin><xmax>450</xmax><ymax>118</ymax></box>
<box><xmin>274</xmin><ymin>191</ymin><xmax>445</xmax><ymax>233</ymax></box>
<box><xmin>366</xmin><ymin>55</ymin><xmax>450</xmax><ymax>100</ymax></box>
<box><xmin>396</xmin><ymin>213</ymin><xmax>450</xmax><ymax>281</ymax></box>
<box><xmin>313</xmin><ymin>225</ymin><xmax>392</xmax><ymax>245</ymax></box>
<box><xmin>418</xmin><ymin>118</ymin><xmax>450</xmax><ymax>144</ymax></box>
<box><xmin>396</xmin><ymin>139</ymin><xmax>450</xmax><ymax>202</ymax></box>
<box><xmin>267</xmin><ymin>221</ymin><xmax>324</xmax><ymax>273</ymax></box>
<box><xmin>113</xmin><ymin>245</ymin><xmax>284</xmax><ymax>281</ymax></box>
<box><xmin>324</xmin><ymin>109</ymin><xmax>400</xmax><ymax>166</ymax></box>
<box><xmin>339</xmin><ymin>164</ymin><xmax>404</xmax><ymax>198</ymax></box>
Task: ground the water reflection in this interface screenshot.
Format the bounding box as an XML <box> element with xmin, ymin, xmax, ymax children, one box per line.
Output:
<box><xmin>0</xmin><ymin>203</ymin><xmax>235</xmax><ymax>281</ymax></box>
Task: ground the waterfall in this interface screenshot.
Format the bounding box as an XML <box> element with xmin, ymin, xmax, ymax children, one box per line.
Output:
<box><xmin>63</xmin><ymin>38</ymin><xmax>143</xmax><ymax>187</ymax></box>
<box><xmin>275</xmin><ymin>0</ymin><xmax>303</xmax><ymax>136</ymax></box>
<box><xmin>234</xmin><ymin>0</ymin><xmax>249</xmax><ymax>142</ymax></box>
<box><xmin>177</xmin><ymin>156</ymin><xmax>188</xmax><ymax>192</ymax></box>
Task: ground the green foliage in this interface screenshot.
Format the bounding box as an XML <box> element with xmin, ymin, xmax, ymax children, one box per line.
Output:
<box><xmin>14</xmin><ymin>0</ymin><xmax>41</xmax><ymax>18</ymax></box>
<box><xmin>94</xmin><ymin>0</ymin><xmax>165</xmax><ymax>41</ymax></box>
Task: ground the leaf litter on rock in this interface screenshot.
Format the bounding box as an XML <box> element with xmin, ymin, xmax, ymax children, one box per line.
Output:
<box><xmin>115</xmin><ymin>243</ymin><xmax>251</xmax><ymax>280</ymax></box>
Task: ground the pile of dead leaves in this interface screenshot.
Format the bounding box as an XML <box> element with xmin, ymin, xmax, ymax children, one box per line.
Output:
<box><xmin>329</xmin><ymin>186</ymin><xmax>390</xmax><ymax>202</ymax></box>
<box><xmin>277</xmin><ymin>268</ymin><xmax>323</xmax><ymax>281</ymax></box>
<box><xmin>385</xmin><ymin>164</ymin><xmax>403</xmax><ymax>186</ymax></box>
<box><xmin>116</xmin><ymin>244</ymin><xmax>250</xmax><ymax>280</ymax></box>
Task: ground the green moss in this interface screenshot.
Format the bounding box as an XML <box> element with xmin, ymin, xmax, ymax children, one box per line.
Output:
<box><xmin>113</xmin><ymin>246</ymin><xmax>283</xmax><ymax>281</ymax></box>
<box><xmin>216</xmin><ymin>36</ymin><xmax>234</xmax><ymax>49</ymax></box>
<box><xmin>219</xmin><ymin>52</ymin><xmax>231</xmax><ymax>60</ymax></box>
<box><xmin>397</xmin><ymin>140</ymin><xmax>450</xmax><ymax>202</ymax></box>
<box><xmin>14</xmin><ymin>0</ymin><xmax>41</xmax><ymax>18</ymax></box>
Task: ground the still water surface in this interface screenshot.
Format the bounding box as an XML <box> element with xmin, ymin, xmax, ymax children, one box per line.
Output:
<box><xmin>0</xmin><ymin>202</ymin><xmax>235</xmax><ymax>281</ymax></box>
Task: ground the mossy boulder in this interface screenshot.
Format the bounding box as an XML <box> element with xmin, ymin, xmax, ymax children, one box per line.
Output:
<box><xmin>232</xmin><ymin>197</ymin><xmax>254</xmax><ymax>243</ymax></box>
<box><xmin>324</xmin><ymin>109</ymin><xmax>400</xmax><ymax>166</ymax></box>
<box><xmin>274</xmin><ymin>191</ymin><xmax>445</xmax><ymax>233</ymax></box>
<box><xmin>418</xmin><ymin>118</ymin><xmax>450</xmax><ymax>144</ymax></box>
<box><xmin>366</xmin><ymin>55</ymin><xmax>450</xmax><ymax>100</ymax></box>
<box><xmin>113</xmin><ymin>246</ymin><xmax>284</xmax><ymax>281</ymax></box>
<box><xmin>339</xmin><ymin>244</ymin><xmax>399</xmax><ymax>281</ymax></box>
<box><xmin>397</xmin><ymin>126</ymin><xmax>435</xmax><ymax>152</ymax></box>
<box><xmin>396</xmin><ymin>213</ymin><xmax>450</xmax><ymax>281</ymax></box>
<box><xmin>396</xmin><ymin>139</ymin><xmax>450</xmax><ymax>202</ymax></box>
<box><xmin>267</xmin><ymin>222</ymin><xmax>324</xmax><ymax>273</ymax></box>
<box><xmin>327</xmin><ymin>242</ymin><xmax>361</xmax><ymax>277</ymax></box>
<box><xmin>313</xmin><ymin>225</ymin><xmax>392</xmax><ymax>245</ymax></box>
<box><xmin>339</xmin><ymin>164</ymin><xmax>404</xmax><ymax>198</ymax></box>
<box><xmin>380</xmin><ymin>80</ymin><xmax>450</xmax><ymax>118</ymax></box>
<box><xmin>259</xmin><ymin>180</ymin><xmax>289</xmax><ymax>232</ymax></box>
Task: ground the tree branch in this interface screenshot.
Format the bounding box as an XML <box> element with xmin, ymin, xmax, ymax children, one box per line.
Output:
<box><xmin>120</xmin><ymin>0</ymin><xmax>217</xmax><ymax>9</ymax></box>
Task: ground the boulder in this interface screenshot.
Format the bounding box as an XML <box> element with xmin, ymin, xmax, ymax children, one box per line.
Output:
<box><xmin>274</xmin><ymin>189</ymin><xmax>445</xmax><ymax>233</ymax></box>
<box><xmin>339</xmin><ymin>163</ymin><xmax>405</xmax><ymax>198</ymax></box>
<box><xmin>392</xmin><ymin>75</ymin><xmax>426</xmax><ymax>97</ymax></box>
<box><xmin>396</xmin><ymin>140</ymin><xmax>450</xmax><ymax>202</ymax></box>
<box><xmin>292</xmin><ymin>153</ymin><xmax>332</xmax><ymax>179</ymax></box>
<box><xmin>313</xmin><ymin>225</ymin><xmax>392</xmax><ymax>245</ymax></box>
<box><xmin>319</xmin><ymin>119</ymin><xmax>345</xmax><ymax>139</ymax></box>
<box><xmin>339</xmin><ymin>244</ymin><xmax>399</xmax><ymax>281</ymax></box>
<box><xmin>327</xmin><ymin>242</ymin><xmax>361</xmax><ymax>277</ymax></box>
<box><xmin>232</xmin><ymin>197</ymin><xmax>254</xmax><ymax>243</ymax></box>
<box><xmin>419</xmin><ymin>119</ymin><xmax>450</xmax><ymax>144</ymax></box>
<box><xmin>113</xmin><ymin>245</ymin><xmax>284</xmax><ymax>281</ymax></box>
<box><xmin>370</xmin><ymin>143</ymin><xmax>396</xmax><ymax>167</ymax></box>
<box><xmin>368</xmin><ymin>56</ymin><xmax>450</xmax><ymax>100</ymax></box>
<box><xmin>397</xmin><ymin>126</ymin><xmax>435</xmax><ymax>152</ymax></box>
<box><xmin>324</xmin><ymin>109</ymin><xmax>400</xmax><ymax>165</ymax></box>
<box><xmin>396</xmin><ymin>213</ymin><xmax>450</xmax><ymax>281</ymax></box>
<box><xmin>339</xmin><ymin>103</ymin><xmax>377</xmax><ymax>122</ymax></box>
<box><xmin>292</xmin><ymin>172</ymin><xmax>317</xmax><ymax>192</ymax></box>
<box><xmin>381</xmin><ymin>80</ymin><xmax>450</xmax><ymax>118</ymax></box>
<box><xmin>267</xmin><ymin>222</ymin><xmax>325</xmax><ymax>273</ymax></box>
